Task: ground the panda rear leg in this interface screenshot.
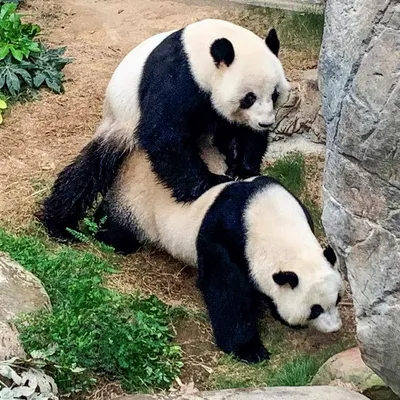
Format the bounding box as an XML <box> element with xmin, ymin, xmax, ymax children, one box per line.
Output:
<box><xmin>197</xmin><ymin>243</ymin><xmax>270</xmax><ymax>363</ymax></box>
<box><xmin>94</xmin><ymin>199</ymin><xmax>142</xmax><ymax>255</ymax></box>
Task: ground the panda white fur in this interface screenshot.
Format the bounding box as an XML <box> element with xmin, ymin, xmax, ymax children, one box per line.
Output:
<box><xmin>38</xmin><ymin>19</ymin><xmax>291</xmax><ymax>240</ymax></box>
<box><xmin>95</xmin><ymin>146</ymin><xmax>344</xmax><ymax>363</ymax></box>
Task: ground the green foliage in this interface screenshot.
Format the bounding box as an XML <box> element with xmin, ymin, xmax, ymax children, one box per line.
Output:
<box><xmin>267</xmin><ymin>354</ymin><xmax>321</xmax><ymax>386</ymax></box>
<box><xmin>0</xmin><ymin>3</ymin><xmax>71</xmax><ymax>98</ymax></box>
<box><xmin>66</xmin><ymin>216</ymin><xmax>115</xmax><ymax>253</ymax></box>
<box><xmin>0</xmin><ymin>95</ymin><xmax>6</xmax><ymax>123</ymax></box>
<box><xmin>0</xmin><ymin>229</ymin><xmax>183</xmax><ymax>395</ymax></box>
<box><xmin>0</xmin><ymin>0</ymin><xmax>22</xmax><ymax>5</ymax></box>
<box><xmin>0</xmin><ymin>3</ymin><xmax>41</xmax><ymax>62</ymax></box>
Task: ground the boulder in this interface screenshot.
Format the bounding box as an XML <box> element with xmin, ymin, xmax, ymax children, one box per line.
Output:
<box><xmin>319</xmin><ymin>0</ymin><xmax>400</xmax><ymax>396</ymax></box>
<box><xmin>312</xmin><ymin>347</ymin><xmax>385</xmax><ymax>392</ymax></box>
<box><xmin>114</xmin><ymin>386</ymin><xmax>368</xmax><ymax>400</ymax></box>
<box><xmin>0</xmin><ymin>252</ymin><xmax>51</xmax><ymax>361</ymax></box>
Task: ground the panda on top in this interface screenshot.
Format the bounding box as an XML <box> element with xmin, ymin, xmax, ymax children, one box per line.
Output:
<box><xmin>93</xmin><ymin>140</ymin><xmax>344</xmax><ymax>364</ymax></box>
<box><xmin>38</xmin><ymin>19</ymin><xmax>291</xmax><ymax>240</ymax></box>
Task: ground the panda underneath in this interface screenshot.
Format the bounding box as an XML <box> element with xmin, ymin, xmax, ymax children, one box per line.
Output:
<box><xmin>38</xmin><ymin>19</ymin><xmax>291</xmax><ymax>241</ymax></box>
<box><xmin>94</xmin><ymin>146</ymin><xmax>344</xmax><ymax>364</ymax></box>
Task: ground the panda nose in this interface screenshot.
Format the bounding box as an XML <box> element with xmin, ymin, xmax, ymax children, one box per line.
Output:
<box><xmin>258</xmin><ymin>122</ymin><xmax>273</xmax><ymax>129</ymax></box>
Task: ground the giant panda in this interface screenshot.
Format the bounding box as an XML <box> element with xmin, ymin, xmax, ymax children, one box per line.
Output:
<box><xmin>94</xmin><ymin>146</ymin><xmax>344</xmax><ymax>363</ymax></box>
<box><xmin>37</xmin><ymin>19</ymin><xmax>291</xmax><ymax>240</ymax></box>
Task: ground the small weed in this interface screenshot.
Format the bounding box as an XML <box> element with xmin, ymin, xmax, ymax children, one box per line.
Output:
<box><xmin>0</xmin><ymin>229</ymin><xmax>183</xmax><ymax>395</ymax></box>
<box><xmin>67</xmin><ymin>216</ymin><xmax>115</xmax><ymax>253</ymax></box>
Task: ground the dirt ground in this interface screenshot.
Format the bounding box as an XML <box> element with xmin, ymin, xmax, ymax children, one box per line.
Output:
<box><xmin>0</xmin><ymin>0</ymin><xmax>356</xmax><ymax>396</ymax></box>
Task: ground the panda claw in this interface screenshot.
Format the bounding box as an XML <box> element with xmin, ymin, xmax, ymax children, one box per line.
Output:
<box><xmin>234</xmin><ymin>343</ymin><xmax>271</xmax><ymax>364</ymax></box>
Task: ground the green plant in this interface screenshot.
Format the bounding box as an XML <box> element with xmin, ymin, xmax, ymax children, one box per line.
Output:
<box><xmin>0</xmin><ymin>229</ymin><xmax>183</xmax><ymax>395</ymax></box>
<box><xmin>23</xmin><ymin>45</ymin><xmax>71</xmax><ymax>93</ymax></box>
<box><xmin>0</xmin><ymin>3</ymin><xmax>41</xmax><ymax>62</ymax></box>
<box><xmin>0</xmin><ymin>96</ymin><xmax>6</xmax><ymax>123</ymax></box>
<box><xmin>0</xmin><ymin>3</ymin><xmax>71</xmax><ymax>98</ymax></box>
<box><xmin>0</xmin><ymin>0</ymin><xmax>22</xmax><ymax>5</ymax></box>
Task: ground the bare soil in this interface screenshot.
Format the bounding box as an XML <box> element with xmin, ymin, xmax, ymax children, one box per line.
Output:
<box><xmin>0</xmin><ymin>0</ymin><xmax>356</xmax><ymax>396</ymax></box>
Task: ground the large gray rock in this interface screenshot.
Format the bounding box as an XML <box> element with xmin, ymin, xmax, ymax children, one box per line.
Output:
<box><xmin>0</xmin><ymin>253</ymin><xmax>51</xmax><ymax>360</ymax></box>
<box><xmin>114</xmin><ymin>386</ymin><xmax>368</xmax><ymax>400</ymax></box>
<box><xmin>319</xmin><ymin>0</ymin><xmax>400</xmax><ymax>396</ymax></box>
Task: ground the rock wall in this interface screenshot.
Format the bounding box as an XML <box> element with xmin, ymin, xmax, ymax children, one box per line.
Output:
<box><xmin>319</xmin><ymin>0</ymin><xmax>400</xmax><ymax>396</ymax></box>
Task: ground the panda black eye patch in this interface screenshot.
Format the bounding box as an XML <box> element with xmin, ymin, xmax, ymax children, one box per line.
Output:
<box><xmin>308</xmin><ymin>304</ymin><xmax>324</xmax><ymax>320</ymax></box>
<box><xmin>272</xmin><ymin>88</ymin><xmax>279</xmax><ymax>105</ymax></box>
<box><xmin>240</xmin><ymin>92</ymin><xmax>257</xmax><ymax>109</ymax></box>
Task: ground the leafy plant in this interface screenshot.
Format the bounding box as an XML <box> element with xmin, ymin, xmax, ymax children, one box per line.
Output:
<box><xmin>0</xmin><ymin>3</ymin><xmax>41</xmax><ymax>62</ymax></box>
<box><xmin>0</xmin><ymin>352</ymin><xmax>58</xmax><ymax>400</ymax></box>
<box><xmin>0</xmin><ymin>46</ymin><xmax>71</xmax><ymax>97</ymax></box>
<box><xmin>24</xmin><ymin>46</ymin><xmax>71</xmax><ymax>93</ymax></box>
<box><xmin>0</xmin><ymin>3</ymin><xmax>71</xmax><ymax>98</ymax></box>
<box><xmin>0</xmin><ymin>96</ymin><xmax>6</xmax><ymax>123</ymax></box>
<box><xmin>66</xmin><ymin>216</ymin><xmax>115</xmax><ymax>253</ymax></box>
<box><xmin>0</xmin><ymin>0</ymin><xmax>22</xmax><ymax>5</ymax></box>
<box><xmin>0</xmin><ymin>229</ymin><xmax>183</xmax><ymax>395</ymax></box>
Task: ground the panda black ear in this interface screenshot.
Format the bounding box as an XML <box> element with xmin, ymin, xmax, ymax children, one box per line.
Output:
<box><xmin>323</xmin><ymin>246</ymin><xmax>337</xmax><ymax>266</ymax></box>
<box><xmin>265</xmin><ymin>28</ymin><xmax>280</xmax><ymax>57</ymax></box>
<box><xmin>273</xmin><ymin>271</ymin><xmax>299</xmax><ymax>289</ymax></box>
<box><xmin>210</xmin><ymin>38</ymin><xmax>235</xmax><ymax>68</ymax></box>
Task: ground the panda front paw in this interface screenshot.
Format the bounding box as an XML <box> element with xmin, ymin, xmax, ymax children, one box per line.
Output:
<box><xmin>234</xmin><ymin>342</ymin><xmax>271</xmax><ymax>364</ymax></box>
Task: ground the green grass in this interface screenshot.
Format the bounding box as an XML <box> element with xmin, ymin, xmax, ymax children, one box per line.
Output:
<box><xmin>0</xmin><ymin>228</ymin><xmax>183</xmax><ymax>395</ymax></box>
<box><xmin>227</xmin><ymin>6</ymin><xmax>324</xmax><ymax>55</ymax></box>
<box><xmin>211</xmin><ymin>339</ymin><xmax>352</xmax><ymax>390</ymax></box>
<box><xmin>263</xmin><ymin>152</ymin><xmax>306</xmax><ymax>198</ymax></box>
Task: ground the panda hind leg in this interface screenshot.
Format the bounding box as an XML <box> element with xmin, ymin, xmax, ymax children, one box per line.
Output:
<box><xmin>94</xmin><ymin>198</ymin><xmax>141</xmax><ymax>255</ymax></box>
<box><xmin>197</xmin><ymin>243</ymin><xmax>270</xmax><ymax>364</ymax></box>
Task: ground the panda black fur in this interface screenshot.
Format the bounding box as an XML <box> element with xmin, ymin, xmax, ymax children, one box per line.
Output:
<box><xmin>37</xmin><ymin>19</ymin><xmax>291</xmax><ymax>240</ymax></box>
<box><xmin>95</xmin><ymin>148</ymin><xmax>344</xmax><ymax>363</ymax></box>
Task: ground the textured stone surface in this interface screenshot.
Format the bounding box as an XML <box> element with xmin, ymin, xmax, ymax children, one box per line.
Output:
<box><xmin>0</xmin><ymin>252</ymin><xmax>51</xmax><ymax>361</ymax></box>
<box><xmin>273</xmin><ymin>69</ymin><xmax>326</xmax><ymax>143</ymax></box>
<box><xmin>114</xmin><ymin>386</ymin><xmax>368</xmax><ymax>400</ymax></box>
<box><xmin>320</xmin><ymin>0</ymin><xmax>400</xmax><ymax>396</ymax></box>
<box><xmin>312</xmin><ymin>347</ymin><xmax>386</xmax><ymax>392</ymax></box>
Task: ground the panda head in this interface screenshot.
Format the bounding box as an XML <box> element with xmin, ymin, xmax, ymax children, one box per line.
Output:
<box><xmin>183</xmin><ymin>20</ymin><xmax>291</xmax><ymax>132</ymax></box>
<box><xmin>267</xmin><ymin>246</ymin><xmax>344</xmax><ymax>333</ymax></box>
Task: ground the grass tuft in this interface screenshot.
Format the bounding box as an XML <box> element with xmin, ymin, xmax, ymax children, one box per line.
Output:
<box><xmin>263</xmin><ymin>152</ymin><xmax>306</xmax><ymax>198</ymax></box>
<box><xmin>0</xmin><ymin>229</ymin><xmax>182</xmax><ymax>395</ymax></box>
<box><xmin>226</xmin><ymin>6</ymin><xmax>324</xmax><ymax>54</ymax></box>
